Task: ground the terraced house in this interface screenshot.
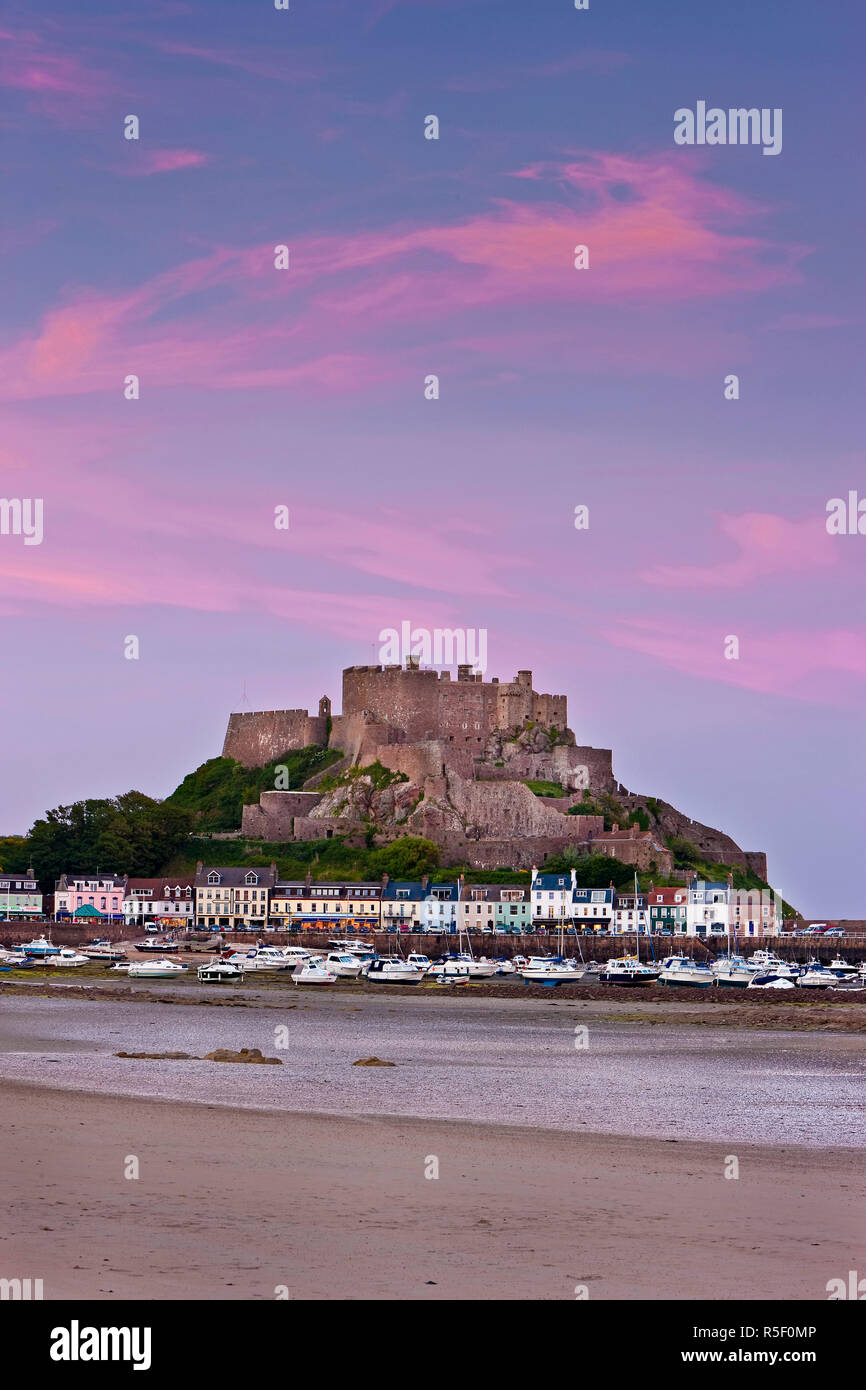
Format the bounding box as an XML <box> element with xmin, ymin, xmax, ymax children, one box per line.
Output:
<box><xmin>269</xmin><ymin>881</ymin><xmax>382</xmax><ymax>928</ymax></box>
<box><xmin>194</xmin><ymin>863</ymin><xmax>277</xmax><ymax>929</ymax></box>
<box><xmin>0</xmin><ymin>871</ymin><xmax>41</xmax><ymax>918</ymax></box>
<box><xmin>54</xmin><ymin>873</ymin><xmax>127</xmax><ymax>922</ymax></box>
<box><xmin>123</xmin><ymin>878</ymin><xmax>195</xmax><ymax>929</ymax></box>
<box><xmin>457</xmin><ymin>883</ymin><xmax>532</xmax><ymax>933</ymax></box>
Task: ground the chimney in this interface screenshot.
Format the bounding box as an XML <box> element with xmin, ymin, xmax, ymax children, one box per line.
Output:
<box><xmin>196</xmin><ymin>861</ymin><xmax>203</xmax><ymax>874</ymax></box>
<box><xmin>381</xmin><ymin>872</ymin><xmax>389</xmax><ymax>887</ymax></box>
<box><xmin>421</xmin><ymin>874</ymin><xmax>429</xmax><ymax>891</ymax></box>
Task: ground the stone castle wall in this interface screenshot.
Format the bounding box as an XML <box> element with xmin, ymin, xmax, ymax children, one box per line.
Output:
<box><xmin>222</xmin><ymin>710</ymin><xmax>326</xmax><ymax>767</ymax></box>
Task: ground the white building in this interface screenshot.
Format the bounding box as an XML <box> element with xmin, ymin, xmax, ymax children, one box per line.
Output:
<box><xmin>123</xmin><ymin>878</ymin><xmax>195</xmax><ymax>929</ymax></box>
<box><xmin>531</xmin><ymin>868</ymin><xmax>576</xmax><ymax>925</ymax></box>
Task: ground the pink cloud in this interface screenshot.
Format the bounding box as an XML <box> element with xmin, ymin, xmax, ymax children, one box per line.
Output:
<box><xmin>0</xmin><ymin>152</ymin><xmax>807</xmax><ymax>402</ymax></box>
<box><xmin>641</xmin><ymin>513</ymin><xmax>839</xmax><ymax>590</ymax></box>
<box><xmin>0</xmin><ymin>29</ymin><xmax>114</xmax><ymax>119</ymax></box>
<box><xmin>115</xmin><ymin>148</ymin><xmax>211</xmax><ymax>176</ymax></box>
<box><xmin>601</xmin><ymin>617</ymin><xmax>866</xmax><ymax>704</ymax></box>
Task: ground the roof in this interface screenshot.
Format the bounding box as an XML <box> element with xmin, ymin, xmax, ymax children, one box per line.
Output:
<box><xmin>573</xmin><ymin>888</ymin><xmax>614</xmax><ymax>903</ymax></box>
<box><xmin>381</xmin><ymin>880</ymin><xmax>426</xmax><ymax>902</ymax></box>
<box><xmin>532</xmin><ymin>871</ymin><xmax>573</xmax><ymax>891</ymax></box>
<box><xmin>194</xmin><ymin>866</ymin><xmax>277</xmax><ymax>888</ymax></box>
<box><xmin>125</xmin><ymin>877</ymin><xmax>194</xmax><ymax>892</ymax></box>
<box><xmin>461</xmin><ymin>885</ymin><xmax>530</xmax><ymax>903</ymax></box>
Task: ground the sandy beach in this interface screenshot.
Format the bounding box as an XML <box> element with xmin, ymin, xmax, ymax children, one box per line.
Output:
<box><xmin>2</xmin><ymin>1080</ymin><xmax>863</xmax><ymax>1301</ymax></box>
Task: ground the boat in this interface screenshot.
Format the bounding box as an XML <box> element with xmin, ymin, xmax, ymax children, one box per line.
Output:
<box><xmin>127</xmin><ymin>958</ymin><xmax>189</xmax><ymax>979</ymax></box>
<box><xmin>494</xmin><ymin>958</ymin><xmax>517</xmax><ymax>975</ymax></box>
<box><xmin>427</xmin><ymin>956</ymin><xmax>471</xmax><ymax>980</ymax></box>
<box><xmin>519</xmin><ymin>957</ymin><xmax>587</xmax><ymax>985</ymax></box>
<box><xmin>225</xmin><ymin>947</ymin><xmax>295</xmax><ymax>972</ymax></box>
<box><xmin>47</xmin><ymin>948</ymin><xmax>90</xmax><ymax>968</ymax></box>
<box><xmin>600</xmin><ymin>955</ymin><xmax>660</xmax><ymax>986</ymax></box>
<box><xmin>830</xmin><ymin>975</ymin><xmax>866</xmax><ymax>992</ymax></box>
<box><xmin>292</xmin><ymin>956</ymin><xmax>338</xmax><ymax>985</ymax></box>
<box><xmin>15</xmin><ymin>936</ymin><xmax>60</xmax><ymax>958</ymax></box>
<box><xmin>328</xmin><ymin>938</ymin><xmax>375</xmax><ymax>960</ymax></box>
<box><xmin>747</xmin><ymin>971</ymin><xmax>796</xmax><ymax>990</ymax></box>
<box><xmin>405</xmin><ymin>953</ymin><xmax>433</xmax><ymax>974</ymax></box>
<box><xmin>197</xmin><ymin>957</ymin><xmax>245</xmax><ymax>983</ymax></box>
<box><xmin>454</xmin><ymin>951</ymin><xmax>498</xmax><ymax>978</ymax></box>
<box><xmin>109</xmin><ymin>960</ymin><xmax>132</xmax><ymax>972</ymax></box>
<box><xmin>746</xmin><ymin>950</ymin><xmax>798</xmax><ymax>980</ymax></box>
<box><xmin>324</xmin><ymin>950</ymin><xmax>364</xmax><ymax>978</ymax></box>
<box><xmin>80</xmin><ymin>943</ymin><xmax>128</xmax><ymax>963</ymax></box>
<box><xmin>796</xmin><ymin>962</ymin><xmax>837</xmax><ymax>989</ymax></box>
<box><xmin>657</xmin><ymin>955</ymin><xmax>714</xmax><ymax>988</ymax></box>
<box><xmin>135</xmin><ymin>938</ymin><xmax>180</xmax><ymax>954</ymax></box>
<box><xmin>826</xmin><ymin>955</ymin><xmax>858</xmax><ymax>980</ymax></box>
<box><xmin>365</xmin><ymin>956</ymin><xmax>425</xmax><ymax>984</ymax></box>
<box><xmin>711</xmin><ymin>954</ymin><xmax>757</xmax><ymax>988</ymax></box>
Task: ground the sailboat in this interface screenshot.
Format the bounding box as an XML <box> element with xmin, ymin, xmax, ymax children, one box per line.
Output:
<box><xmin>601</xmin><ymin>875</ymin><xmax>659</xmax><ymax>985</ymax></box>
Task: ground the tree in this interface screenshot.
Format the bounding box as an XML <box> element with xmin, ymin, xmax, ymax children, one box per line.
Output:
<box><xmin>27</xmin><ymin>793</ymin><xmax>194</xmax><ymax>889</ymax></box>
<box><xmin>370</xmin><ymin>836</ymin><xmax>441</xmax><ymax>880</ymax></box>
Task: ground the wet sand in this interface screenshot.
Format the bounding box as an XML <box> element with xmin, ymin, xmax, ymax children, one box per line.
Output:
<box><xmin>2</xmin><ymin>1080</ymin><xmax>863</xmax><ymax>1301</ymax></box>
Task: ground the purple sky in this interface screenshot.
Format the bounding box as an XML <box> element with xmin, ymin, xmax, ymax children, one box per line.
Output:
<box><xmin>1</xmin><ymin>1</ymin><xmax>863</xmax><ymax>915</ymax></box>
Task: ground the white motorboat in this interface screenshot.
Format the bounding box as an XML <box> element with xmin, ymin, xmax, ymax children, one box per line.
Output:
<box><xmin>657</xmin><ymin>955</ymin><xmax>714</xmax><ymax>988</ymax></box>
<box><xmin>110</xmin><ymin>960</ymin><xmax>132</xmax><ymax>973</ymax></box>
<box><xmin>80</xmin><ymin>943</ymin><xmax>128</xmax><ymax>963</ymax></box>
<box><xmin>16</xmin><ymin>936</ymin><xmax>60</xmax><ymax>958</ymax></box>
<box><xmin>826</xmin><ymin>955</ymin><xmax>858</xmax><ymax>980</ymax></box>
<box><xmin>226</xmin><ymin>947</ymin><xmax>294</xmax><ymax>972</ymax></box>
<box><xmin>406</xmin><ymin>953</ymin><xmax>433</xmax><ymax>974</ymax></box>
<box><xmin>519</xmin><ymin>958</ymin><xmax>586</xmax><ymax>984</ymax></box>
<box><xmin>711</xmin><ymin>954</ymin><xmax>757</xmax><ymax>987</ymax></box>
<box><xmin>453</xmin><ymin>949</ymin><xmax>497</xmax><ymax>978</ymax></box>
<box><xmin>601</xmin><ymin>955</ymin><xmax>660</xmax><ymax>986</ymax></box>
<box><xmin>47</xmin><ymin>948</ymin><xmax>90</xmax><ymax>968</ymax></box>
<box><xmin>747</xmin><ymin>971</ymin><xmax>796</xmax><ymax>990</ymax></box>
<box><xmin>328</xmin><ymin>938</ymin><xmax>375</xmax><ymax>959</ymax></box>
<box><xmin>127</xmin><ymin>958</ymin><xmax>189</xmax><ymax>979</ymax></box>
<box><xmin>292</xmin><ymin>955</ymin><xmax>337</xmax><ymax>985</ymax></box>
<box><xmin>427</xmin><ymin>957</ymin><xmax>471</xmax><ymax>980</ymax></box>
<box><xmin>494</xmin><ymin>958</ymin><xmax>517</xmax><ymax>975</ymax></box>
<box><xmin>197</xmin><ymin>957</ymin><xmax>245</xmax><ymax>983</ymax></box>
<box><xmin>365</xmin><ymin>957</ymin><xmax>425</xmax><ymax>984</ymax></box>
<box><xmin>324</xmin><ymin>951</ymin><xmax>363</xmax><ymax>978</ymax></box>
<box><xmin>796</xmin><ymin>962</ymin><xmax>837</xmax><ymax>989</ymax></box>
<box><xmin>747</xmin><ymin>950</ymin><xmax>798</xmax><ymax>980</ymax></box>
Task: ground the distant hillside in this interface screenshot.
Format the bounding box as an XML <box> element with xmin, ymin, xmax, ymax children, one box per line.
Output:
<box><xmin>166</xmin><ymin>747</ymin><xmax>341</xmax><ymax>833</ymax></box>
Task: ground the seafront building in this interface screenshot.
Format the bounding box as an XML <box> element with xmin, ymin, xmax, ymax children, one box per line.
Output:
<box><xmin>33</xmin><ymin>863</ymin><xmax>780</xmax><ymax>937</ymax></box>
<box><xmin>193</xmin><ymin>863</ymin><xmax>278</xmax><ymax>930</ymax></box>
<box><xmin>54</xmin><ymin>873</ymin><xmax>127</xmax><ymax>922</ymax></box>
<box><xmin>269</xmin><ymin>881</ymin><xmax>382</xmax><ymax>928</ymax></box>
<box><xmin>0</xmin><ymin>871</ymin><xmax>42</xmax><ymax>918</ymax></box>
<box><xmin>123</xmin><ymin>878</ymin><xmax>196</xmax><ymax>929</ymax></box>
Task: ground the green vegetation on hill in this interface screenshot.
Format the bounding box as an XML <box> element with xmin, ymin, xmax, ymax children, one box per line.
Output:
<box><xmin>166</xmin><ymin>747</ymin><xmax>341</xmax><ymax>832</ymax></box>
<box><xmin>26</xmin><ymin>792</ymin><xmax>195</xmax><ymax>889</ymax></box>
<box><xmin>315</xmin><ymin>760</ymin><xmax>409</xmax><ymax>794</ymax></box>
<box><xmin>567</xmin><ymin>790</ymin><xmax>649</xmax><ymax>831</ymax></box>
<box><xmin>523</xmin><ymin>779</ymin><xmax>565</xmax><ymax>798</ymax></box>
<box><xmin>162</xmin><ymin>833</ymin><xmax>441</xmax><ymax>883</ymax></box>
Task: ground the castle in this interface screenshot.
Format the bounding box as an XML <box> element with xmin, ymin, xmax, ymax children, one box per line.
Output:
<box><xmin>223</xmin><ymin>659</ymin><xmax>767</xmax><ymax>878</ymax></box>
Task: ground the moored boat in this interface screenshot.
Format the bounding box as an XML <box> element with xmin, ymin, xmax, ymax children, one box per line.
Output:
<box><xmin>365</xmin><ymin>956</ymin><xmax>424</xmax><ymax>984</ymax></box>
<box><xmin>601</xmin><ymin>954</ymin><xmax>660</xmax><ymax>986</ymax></box>
<box><xmin>127</xmin><ymin>958</ymin><xmax>189</xmax><ymax>979</ymax></box>
<box><xmin>657</xmin><ymin>955</ymin><xmax>714</xmax><ymax>988</ymax></box>
<box><xmin>197</xmin><ymin>957</ymin><xmax>245</xmax><ymax>983</ymax></box>
<box><xmin>324</xmin><ymin>950</ymin><xmax>364</xmax><ymax>978</ymax></box>
<box><xmin>292</xmin><ymin>955</ymin><xmax>338</xmax><ymax>985</ymax></box>
<box><xmin>47</xmin><ymin>947</ymin><xmax>90</xmax><ymax>968</ymax></box>
<box><xmin>711</xmin><ymin>954</ymin><xmax>756</xmax><ymax>988</ymax></box>
<box><xmin>15</xmin><ymin>936</ymin><xmax>60</xmax><ymax>958</ymax></box>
